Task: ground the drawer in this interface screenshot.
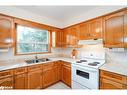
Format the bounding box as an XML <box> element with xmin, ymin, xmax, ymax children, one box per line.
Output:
<box><xmin>14</xmin><ymin>67</ymin><xmax>27</xmax><ymax>75</ymax></box>
<box><xmin>0</xmin><ymin>70</ymin><xmax>13</xmax><ymax>79</ymax></box>
<box><xmin>100</xmin><ymin>78</ymin><xmax>127</xmax><ymax>89</ymax></box>
<box><xmin>61</xmin><ymin>61</ymin><xmax>71</xmax><ymax>68</ymax></box>
<box><xmin>100</xmin><ymin>70</ymin><xmax>127</xmax><ymax>85</ymax></box>
<box><xmin>28</xmin><ymin>64</ymin><xmax>42</xmax><ymax>72</ymax></box>
<box><xmin>54</xmin><ymin>61</ymin><xmax>61</xmax><ymax>67</ymax></box>
<box><xmin>43</xmin><ymin>62</ymin><xmax>54</xmax><ymax>70</ymax></box>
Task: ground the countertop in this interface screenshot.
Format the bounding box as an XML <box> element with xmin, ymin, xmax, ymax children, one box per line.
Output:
<box><xmin>1</xmin><ymin>57</ymin><xmax>127</xmax><ymax>77</ymax></box>
<box><xmin>0</xmin><ymin>57</ymin><xmax>78</xmax><ymax>71</ymax></box>
<box><xmin>99</xmin><ymin>62</ymin><xmax>127</xmax><ymax>76</ymax></box>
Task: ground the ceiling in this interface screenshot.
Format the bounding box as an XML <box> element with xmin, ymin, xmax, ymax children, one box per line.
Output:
<box><xmin>15</xmin><ymin>6</ymin><xmax>96</xmax><ymax>22</ymax></box>
<box><xmin>1</xmin><ymin>6</ymin><xmax>124</xmax><ymax>28</ymax></box>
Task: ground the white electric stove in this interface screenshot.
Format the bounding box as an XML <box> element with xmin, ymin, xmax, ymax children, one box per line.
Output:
<box><xmin>72</xmin><ymin>51</ymin><xmax>105</xmax><ymax>89</ymax></box>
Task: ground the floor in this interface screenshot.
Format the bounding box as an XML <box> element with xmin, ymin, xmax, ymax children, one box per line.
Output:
<box><xmin>46</xmin><ymin>82</ymin><xmax>71</xmax><ymax>89</ymax></box>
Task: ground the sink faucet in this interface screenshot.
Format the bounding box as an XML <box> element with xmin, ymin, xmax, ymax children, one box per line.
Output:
<box><xmin>35</xmin><ymin>53</ymin><xmax>38</xmax><ymax>60</ymax></box>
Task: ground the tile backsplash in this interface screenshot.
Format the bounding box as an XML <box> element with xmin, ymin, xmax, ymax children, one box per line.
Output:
<box><xmin>0</xmin><ymin>46</ymin><xmax>127</xmax><ymax>64</ymax></box>
<box><xmin>0</xmin><ymin>47</ymin><xmax>62</xmax><ymax>61</ymax></box>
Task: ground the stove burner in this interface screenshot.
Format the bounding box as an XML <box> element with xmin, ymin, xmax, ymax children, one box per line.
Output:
<box><xmin>88</xmin><ymin>63</ymin><xmax>98</xmax><ymax>66</ymax></box>
<box><xmin>80</xmin><ymin>60</ymin><xmax>87</xmax><ymax>62</ymax></box>
<box><xmin>93</xmin><ymin>62</ymin><xmax>100</xmax><ymax>64</ymax></box>
<box><xmin>76</xmin><ymin>61</ymin><xmax>82</xmax><ymax>63</ymax></box>
<box><xmin>76</xmin><ymin>60</ymin><xmax>87</xmax><ymax>63</ymax></box>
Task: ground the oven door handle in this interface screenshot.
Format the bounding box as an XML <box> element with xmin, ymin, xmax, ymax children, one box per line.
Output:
<box><xmin>72</xmin><ymin>64</ymin><xmax>98</xmax><ymax>73</ymax></box>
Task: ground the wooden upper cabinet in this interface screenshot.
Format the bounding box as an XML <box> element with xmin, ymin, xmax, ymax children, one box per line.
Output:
<box><xmin>103</xmin><ymin>12</ymin><xmax>125</xmax><ymax>48</ymax></box>
<box><xmin>0</xmin><ymin>15</ymin><xmax>13</xmax><ymax>47</ymax></box>
<box><xmin>51</xmin><ymin>28</ymin><xmax>63</xmax><ymax>48</ymax></box>
<box><xmin>124</xmin><ymin>11</ymin><xmax>127</xmax><ymax>48</ymax></box>
<box><xmin>56</xmin><ymin>30</ymin><xmax>63</xmax><ymax>47</ymax></box>
<box><xmin>64</xmin><ymin>25</ymin><xmax>79</xmax><ymax>47</ymax></box>
<box><xmin>89</xmin><ymin>18</ymin><xmax>102</xmax><ymax>39</ymax></box>
<box><xmin>79</xmin><ymin>22</ymin><xmax>89</xmax><ymax>40</ymax></box>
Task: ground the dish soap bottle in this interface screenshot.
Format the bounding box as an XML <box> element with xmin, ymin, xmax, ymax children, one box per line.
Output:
<box><xmin>71</xmin><ymin>49</ymin><xmax>78</xmax><ymax>59</ymax></box>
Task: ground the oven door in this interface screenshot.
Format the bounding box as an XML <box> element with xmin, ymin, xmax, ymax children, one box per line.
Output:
<box><xmin>72</xmin><ymin>64</ymin><xmax>99</xmax><ymax>89</ymax></box>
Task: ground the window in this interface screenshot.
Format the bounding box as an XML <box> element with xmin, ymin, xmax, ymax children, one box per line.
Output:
<box><xmin>16</xmin><ymin>25</ymin><xmax>50</xmax><ymax>54</ymax></box>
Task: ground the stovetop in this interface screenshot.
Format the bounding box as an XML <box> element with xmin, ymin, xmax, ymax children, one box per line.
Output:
<box><xmin>75</xmin><ymin>58</ymin><xmax>105</xmax><ymax>69</ymax></box>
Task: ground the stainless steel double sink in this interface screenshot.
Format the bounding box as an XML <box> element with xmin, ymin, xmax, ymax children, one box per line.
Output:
<box><xmin>25</xmin><ymin>58</ymin><xmax>51</xmax><ymax>64</ymax></box>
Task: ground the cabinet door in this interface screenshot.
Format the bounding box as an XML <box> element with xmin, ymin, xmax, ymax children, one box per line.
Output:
<box><xmin>64</xmin><ymin>26</ymin><xmax>78</xmax><ymax>47</ymax></box>
<box><xmin>100</xmin><ymin>78</ymin><xmax>127</xmax><ymax>89</ymax></box>
<box><xmin>56</xmin><ymin>30</ymin><xmax>63</xmax><ymax>47</ymax></box>
<box><xmin>103</xmin><ymin>12</ymin><xmax>124</xmax><ymax>48</ymax></box>
<box><xmin>28</xmin><ymin>70</ymin><xmax>42</xmax><ymax>89</ymax></box>
<box><xmin>0</xmin><ymin>15</ymin><xmax>13</xmax><ymax>47</ymax></box>
<box><xmin>0</xmin><ymin>77</ymin><xmax>13</xmax><ymax>89</ymax></box>
<box><xmin>53</xmin><ymin>66</ymin><xmax>60</xmax><ymax>83</ymax></box>
<box><xmin>124</xmin><ymin>12</ymin><xmax>127</xmax><ymax>47</ymax></box>
<box><xmin>61</xmin><ymin>65</ymin><xmax>71</xmax><ymax>87</ymax></box>
<box><xmin>89</xmin><ymin>18</ymin><xmax>102</xmax><ymax>39</ymax></box>
<box><xmin>14</xmin><ymin>74</ymin><xmax>27</xmax><ymax>89</ymax></box>
<box><xmin>52</xmin><ymin>29</ymin><xmax>63</xmax><ymax>48</ymax></box>
<box><xmin>43</xmin><ymin>68</ymin><xmax>54</xmax><ymax>88</ymax></box>
<box><xmin>79</xmin><ymin>22</ymin><xmax>89</xmax><ymax>40</ymax></box>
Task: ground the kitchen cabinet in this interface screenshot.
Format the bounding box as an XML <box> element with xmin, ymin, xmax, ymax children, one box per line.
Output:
<box><xmin>27</xmin><ymin>65</ymin><xmax>42</xmax><ymax>89</ymax></box>
<box><xmin>43</xmin><ymin>62</ymin><xmax>54</xmax><ymax>88</ymax></box>
<box><xmin>52</xmin><ymin>28</ymin><xmax>63</xmax><ymax>48</ymax></box>
<box><xmin>14</xmin><ymin>67</ymin><xmax>27</xmax><ymax>89</ymax></box>
<box><xmin>79</xmin><ymin>18</ymin><xmax>102</xmax><ymax>40</ymax></box>
<box><xmin>0</xmin><ymin>70</ymin><xmax>13</xmax><ymax>89</ymax></box>
<box><xmin>63</xmin><ymin>25</ymin><xmax>79</xmax><ymax>47</ymax></box>
<box><xmin>103</xmin><ymin>11</ymin><xmax>125</xmax><ymax>48</ymax></box>
<box><xmin>0</xmin><ymin>15</ymin><xmax>13</xmax><ymax>48</ymax></box>
<box><xmin>89</xmin><ymin>18</ymin><xmax>102</xmax><ymax>39</ymax></box>
<box><xmin>53</xmin><ymin>61</ymin><xmax>61</xmax><ymax>83</ymax></box>
<box><xmin>100</xmin><ymin>78</ymin><xmax>127</xmax><ymax>89</ymax></box>
<box><xmin>56</xmin><ymin>30</ymin><xmax>64</xmax><ymax>47</ymax></box>
<box><xmin>79</xmin><ymin>22</ymin><xmax>90</xmax><ymax>40</ymax></box>
<box><xmin>61</xmin><ymin>61</ymin><xmax>71</xmax><ymax>87</ymax></box>
<box><xmin>14</xmin><ymin>74</ymin><xmax>27</xmax><ymax>89</ymax></box>
<box><xmin>100</xmin><ymin>70</ymin><xmax>127</xmax><ymax>89</ymax></box>
<box><xmin>0</xmin><ymin>77</ymin><xmax>13</xmax><ymax>89</ymax></box>
<box><xmin>124</xmin><ymin>11</ymin><xmax>127</xmax><ymax>47</ymax></box>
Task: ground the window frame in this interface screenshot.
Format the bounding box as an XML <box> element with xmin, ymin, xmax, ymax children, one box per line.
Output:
<box><xmin>14</xmin><ymin>20</ymin><xmax>52</xmax><ymax>55</ymax></box>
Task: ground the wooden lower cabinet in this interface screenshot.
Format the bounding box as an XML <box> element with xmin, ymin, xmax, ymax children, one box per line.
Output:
<box><xmin>43</xmin><ymin>68</ymin><xmax>54</xmax><ymax>88</ymax></box>
<box><xmin>28</xmin><ymin>70</ymin><xmax>42</xmax><ymax>89</ymax></box>
<box><xmin>0</xmin><ymin>61</ymin><xmax>72</xmax><ymax>89</ymax></box>
<box><xmin>53</xmin><ymin>66</ymin><xmax>60</xmax><ymax>83</ymax></box>
<box><xmin>61</xmin><ymin>62</ymin><xmax>71</xmax><ymax>87</ymax></box>
<box><xmin>100</xmin><ymin>78</ymin><xmax>127</xmax><ymax>89</ymax></box>
<box><xmin>0</xmin><ymin>77</ymin><xmax>13</xmax><ymax>89</ymax></box>
<box><xmin>14</xmin><ymin>74</ymin><xmax>27</xmax><ymax>89</ymax></box>
<box><xmin>100</xmin><ymin>70</ymin><xmax>127</xmax><ymax>89</ymax></box>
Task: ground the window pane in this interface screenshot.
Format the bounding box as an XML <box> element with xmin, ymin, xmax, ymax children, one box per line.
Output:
<box><xmin>35</xmin><ymin>44</ymin><xmax>49</xmax><ymax>53</ymax></box>
<box><xmin>17</xmin><ymin>43</ymin><xmax>35</xmax><ymax>53</ymax></box>
<box><xmin>16</xmin><ymin>25</ymin><xmax>49</xmax><ymax>54</ymax></box>
<box><xmin>17</xmin><ymin>25</ymin><xmax>48</xmax><ymax>43</ymax></box>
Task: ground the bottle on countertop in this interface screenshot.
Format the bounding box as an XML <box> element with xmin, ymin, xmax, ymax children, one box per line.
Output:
<box><xmin>71</xmin><ymin>49</ymin><xmax>78</xmax><ymax>59</ymax></box>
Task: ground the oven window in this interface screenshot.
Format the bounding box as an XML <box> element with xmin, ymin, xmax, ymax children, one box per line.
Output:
<box><xmin>76</xmin><ymin>70</ymin><xmax>89</xmax><ymax>79</ymax></box>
